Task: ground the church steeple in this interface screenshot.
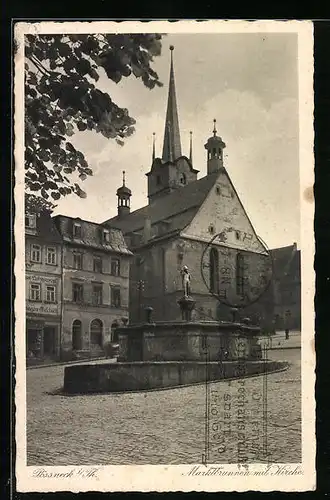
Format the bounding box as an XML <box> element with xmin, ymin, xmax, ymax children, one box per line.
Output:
<box><xmin>162</xmin><ymin>46</ymin><xmax>182</xmax><ymax>162</ymax></box>
<box><xmin>116</xmin><ymin>170</ymin><xmax>132</xmax><ymax>218</ymax></box>
<box><xmin>204</xmin><ymin>119</ymin><xmax>226</xmax><ymax>175</ymax></box>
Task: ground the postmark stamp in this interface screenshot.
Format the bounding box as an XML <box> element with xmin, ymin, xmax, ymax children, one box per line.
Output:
<box><xmin>14</xmin><ymin>19</ymin><xmax>315</xmax><ymax>492</ymax></box>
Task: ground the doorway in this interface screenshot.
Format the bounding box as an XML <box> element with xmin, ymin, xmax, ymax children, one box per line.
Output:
<box><xmin>90</xmin><ymin>319</ymin><xmax>103</xmax><ymax>347</ymax></box>
<box><xmin>43</xmin><ymin>326</ymin><xmax>56</xmax><ymax>356</ymax></box>
<box><xmin>27</xmin><ymin>328</ymin><xmax>42</xmax><ymax>358</ymax></box>
<box><xmin>72</xmin><ymin>320</ymin><xmax>83</xmax><ymax>350</ymax></box>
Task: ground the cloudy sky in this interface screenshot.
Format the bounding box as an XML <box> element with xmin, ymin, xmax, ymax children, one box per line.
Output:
<box><xmin>53</xmin><ymin>32</ymin><xmax>300</xmax><ymax>249</ymax></box>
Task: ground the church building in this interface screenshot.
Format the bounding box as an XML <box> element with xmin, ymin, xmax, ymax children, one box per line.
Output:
<box><xmin>104</xmin><ymin>46</ymin><xmax>272</xmax><ymax>325</ymax></box>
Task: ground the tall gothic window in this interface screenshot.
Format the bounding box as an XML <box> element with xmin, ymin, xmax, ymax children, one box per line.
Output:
<box><xmin>209</xmin><ymin>247</ymin><xmax>219</xmax><ymax>293</ymax></box>
<box><xmin>236</xmin><ymin>253</ymin><xmax>245</xmax><ymax>296</ymax></box>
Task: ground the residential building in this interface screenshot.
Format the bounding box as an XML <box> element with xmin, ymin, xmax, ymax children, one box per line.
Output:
<box><xmin>25</xmin><ymin>212</ymin><xmax>62</xmax><ymax>361</ymax></box>
<box><xmin>53</xmin><ymin>215</ymin><xmax>132</xmax><ymax>358</ymax></box>
<box><xmin>271</xmin><ymin>243</ymin><xmax>301</xmax><ymax>330</ymax></box>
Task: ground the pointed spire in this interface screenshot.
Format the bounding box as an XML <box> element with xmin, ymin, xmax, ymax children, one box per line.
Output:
<box><xmin>122</xmin><ymin>170</ymin><xmax>126</xmax><ymax>186</ymax></box>
<box><xmin>189</xmin><ymin>131</ymin><xmax>193</xmax><ymax>162</ymax></box>
<box><xmin>162</xmin><ymin>46</ymin><xmax>182</xmax><ymax>162</ymax></box>
<box><xmin>152</xmin><ymin>132</ymin><xmax>156</xmax><ymax>161</ymax></box>
<box><xmin>213</xmin><ymin>118</ymin><xmax>217</xmax><ymax>136</ymax></box>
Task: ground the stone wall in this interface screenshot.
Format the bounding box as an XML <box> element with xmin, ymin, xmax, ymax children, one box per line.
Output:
<box><xmin>116</xmin><ymin>321</ymin><xmax>262</xmax><ymax>363</ymax></box>
<box><xmin>64</xmin><ymin>359</ymin><xmax>287</xmax><ymax>394</ymax></box>
<box><xmin>129</xmin><ymin>235</ymin><xmax>273</xmax><ymax>326</ymax></box>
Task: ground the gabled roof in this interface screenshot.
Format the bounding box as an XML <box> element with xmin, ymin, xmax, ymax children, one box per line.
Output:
<box><xmin>104</xmin><ymin>172</ymin><xmax>220</xmax><ymax>237</ymax></box>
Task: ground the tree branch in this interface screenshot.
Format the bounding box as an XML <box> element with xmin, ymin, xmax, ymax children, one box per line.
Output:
<box><xmin>27</xmin><ymin>55</ymin><xmax>49</xmax><ymax>77</ymax></box>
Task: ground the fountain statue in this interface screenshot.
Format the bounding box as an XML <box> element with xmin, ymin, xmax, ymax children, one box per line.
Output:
<box><xmin>180</xmin><ymin>265</ymin><xmax>191</xmax><ymax>296</ymax></box>
<box><xmin>178</xmin><ymin>265</ymin><xmax>196</xmax><ymax>321</ymax></box>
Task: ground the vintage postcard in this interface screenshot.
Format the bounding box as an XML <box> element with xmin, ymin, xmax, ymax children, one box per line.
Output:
<box><xmin>14</xmin><ymin>20</ymin><xmax>315</xmax><ymax>492</ymax></box>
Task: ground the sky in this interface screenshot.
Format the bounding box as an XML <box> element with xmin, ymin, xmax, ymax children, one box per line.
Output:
<box><xmin>53</xmin><ymin>32</ymin><xmax>300</xmax><ymax>249</ymax></box>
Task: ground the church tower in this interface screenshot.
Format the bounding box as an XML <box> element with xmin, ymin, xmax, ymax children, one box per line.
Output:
<box><xmin>116</xmin><ymin>170</ymin><xmax>131</xmax><ymax>218</ymax></box>
<box><xmin>146</xmin><ymin>46</ymin><xmax>199</xmax><ymax>203</ymax></box>
<box><xmin>204</xmin><ymin>119</ymin><xmax>226</xmax><ymax>175</ymax></box>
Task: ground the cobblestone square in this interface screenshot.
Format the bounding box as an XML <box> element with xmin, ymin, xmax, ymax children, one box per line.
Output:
<box><xmin>26</xmin><ymin>348</ymin><xmax>301</xmax><ymax>465</ymax></box>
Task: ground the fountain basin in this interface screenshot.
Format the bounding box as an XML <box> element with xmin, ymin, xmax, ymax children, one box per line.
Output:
<box><xmin>63</xmin><ymin>360</ymin><xmax>288</xmax><ymax>394</ymax></box>
<box><xmin>115</xmin><ymin>320</ymin><xmax>262</xmax><ymax>362</ymax></box>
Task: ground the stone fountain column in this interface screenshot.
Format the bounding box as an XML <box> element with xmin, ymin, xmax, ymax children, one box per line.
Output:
<box><xmin>177</xmin><ymin>295</ymin><xmax>196</xmax><ymax>321</ymax></box>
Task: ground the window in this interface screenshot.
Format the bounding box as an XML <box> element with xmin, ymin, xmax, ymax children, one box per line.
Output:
<box><xmin>156</xmin><ymin>175</ymin><xmax>161</xmax><ymax>185</ymax></box>
<box><xmin>46</xmin><ymin>246</ymin><xmax>56</xmax><ymax>265</ymax></box>
<box><xmin>111</xmin><ymin>286</ymin><xmax>121</xmax><ymax>308</ymax></box>
<box><xmin>110</xmin><ymin>258</ymin><xmax>120</xmax><ymax>276</ymax></box>
<box><xmin>209</xmin><ymin>247</ymin><xmax>219</xmax><ymax>294</ymax></box>
<box><xmin>103</xmin><ymin>229</ymin><xmax>110</xmax><ymax>243</ymax></box>
<box><xmin>93</xmin><ymin>256</ymin><xmax>102</xmax><ymax>273</ymax></box>
<box><xmin>216</xmin><ymin>186</ymin><xmax>221</xmax><ymax>195</ymax></box>
<box><xmin>72</xmin><ymin>283</ymin><xmax>83</xmax><ymax>303</ymax></box>
<box><xmin>30</xmin><ymin>283</ymin><xmax>41</xmax><ymax>301</ymax></box>
<box><xmin>45</xmin><ymin>285</ymin><xmax>56</xmax><ymax>303</ymax></box>
<box><xmin>73</xmin><ymin>252</ymin><xmax>83</xmax><ymax>270</ymax></box>
<box><xmin>179</xmin><ymin>173</ymin><xmax>187</xmax><ymax>185</ymax></box>
<box><xmin>73</xmin><ymin>223</ymin><xmax>82</xmax><ymax>238</ymax></box>
<box><xmin>92</xmin><ymin>284</ymin><xmax>103</xmax><ymax>305</ymax></box>
<box><xmin>31</xmin><ymin>244</ymin><xmax>41</xmax><ymax>263</ymax></box>
<box><xmin>208</xmin><ymin>224</ymin><xmax>215</xmax><ymax>235</ymax></box>
<box><xmin>235</xmin><ymin>231</ymin><xmax>241</xmax><ymax>240</ymax></box>
<box><xmin>25</xmin><ymin>214</ymin><xmax>36</xmax><ymax>228</ymax></box>
<box><xmin>236</xmin><ymin>253</ymin><xmax>245</xmax><ymax>296</ymax></box>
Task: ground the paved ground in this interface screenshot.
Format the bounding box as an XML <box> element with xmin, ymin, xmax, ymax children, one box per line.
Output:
<box><xmin>26</xmin><ymin>348</ymin><xmax>301</xmax><ymax>466</ymax></box>
<box><xmin>259</xmin><ymin>330</ymin><xmax>301</xmax><ymax>350</ymax></box>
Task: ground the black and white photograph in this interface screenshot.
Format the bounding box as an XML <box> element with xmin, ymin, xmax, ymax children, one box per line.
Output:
<box><xmin>14</xmin><ymin>20</ymin><xmax>315</xmax><ymax>492</ymax></box>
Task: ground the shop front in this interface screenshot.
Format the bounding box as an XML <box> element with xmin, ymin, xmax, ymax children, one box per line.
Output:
<box><xmin>26</xmin><ymin>309</ymin><xmax>61</xmax><ymax>363</ymax></box>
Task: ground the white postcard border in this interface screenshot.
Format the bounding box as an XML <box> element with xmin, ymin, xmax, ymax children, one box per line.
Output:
<box><xmin>14</xmin><ymin>19</ymin><xmax>315</xmax><ymax>492</ymax></box>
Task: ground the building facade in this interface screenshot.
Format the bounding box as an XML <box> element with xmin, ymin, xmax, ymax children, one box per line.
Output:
<box><xmin>271</xmin><ymin>243</ymin><xmax>301</xmax><ymax>330</ymax></box>
<box><xmin>25</xmin><ymin>212</ymin><xmax>63</xmax><ymax>361</ymax></box>
<box><xmin>53</xmin><ymin>215</ymin><xmax>132</xmax><ymax>359</ymax></box>
<box><xmin>104</xmin><ymin>47</ymin><xmax>273</xmax><ymax>326</ymax></box>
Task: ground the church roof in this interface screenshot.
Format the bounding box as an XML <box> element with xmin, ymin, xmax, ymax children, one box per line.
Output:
<box><xmin>104</xmin><ymin>171</ymin><xmax>220</xmax><ymax>238</ymax></box>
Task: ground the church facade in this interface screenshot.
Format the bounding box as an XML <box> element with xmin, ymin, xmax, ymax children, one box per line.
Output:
<box><xmin>104</xmin><ymin>46</ymin><xmax>273</xmax><ymax>327</ymax></box>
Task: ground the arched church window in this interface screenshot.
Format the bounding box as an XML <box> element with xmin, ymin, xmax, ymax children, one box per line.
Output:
<box><xmin>236</xmin><ymin>253</ymin><xmax>245</xmax><ymax>296</ymax></box>
<box><xmin>209</xmin><ymin>247</ymin><xmax>219</xmax><ymax>294</ymax></box>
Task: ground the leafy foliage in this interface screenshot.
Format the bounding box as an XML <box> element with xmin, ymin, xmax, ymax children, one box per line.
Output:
<box><xmin>25</xmin><ymin>193</ymin><xmax>55</xmax><ymax>214</ymax></box>
<box><xmin>25</xmin><ymin>33</ymin><xmax>163</xmax><ymax>204</ymax></box>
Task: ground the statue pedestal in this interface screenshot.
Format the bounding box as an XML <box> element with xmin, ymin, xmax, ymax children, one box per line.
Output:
<box><xmin>177</xmin><ymin>295</ymin><xmax>196</xmax><ymax>322</ymax></box>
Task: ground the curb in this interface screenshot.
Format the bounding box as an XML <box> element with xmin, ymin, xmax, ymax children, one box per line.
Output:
<box><xmin>27</xmin><ymin>357</ymin><xmax>114</xmax><ymax>370</ymax></box>
<box><xmin>268</xmin><ymin>346</ymin><xmax>301</xmax><ymax>351</ymax></box>
<box><xmin>58</xmin><ymin>361</ymin><xmax>290</xmax><ymax>397</ymax></box>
